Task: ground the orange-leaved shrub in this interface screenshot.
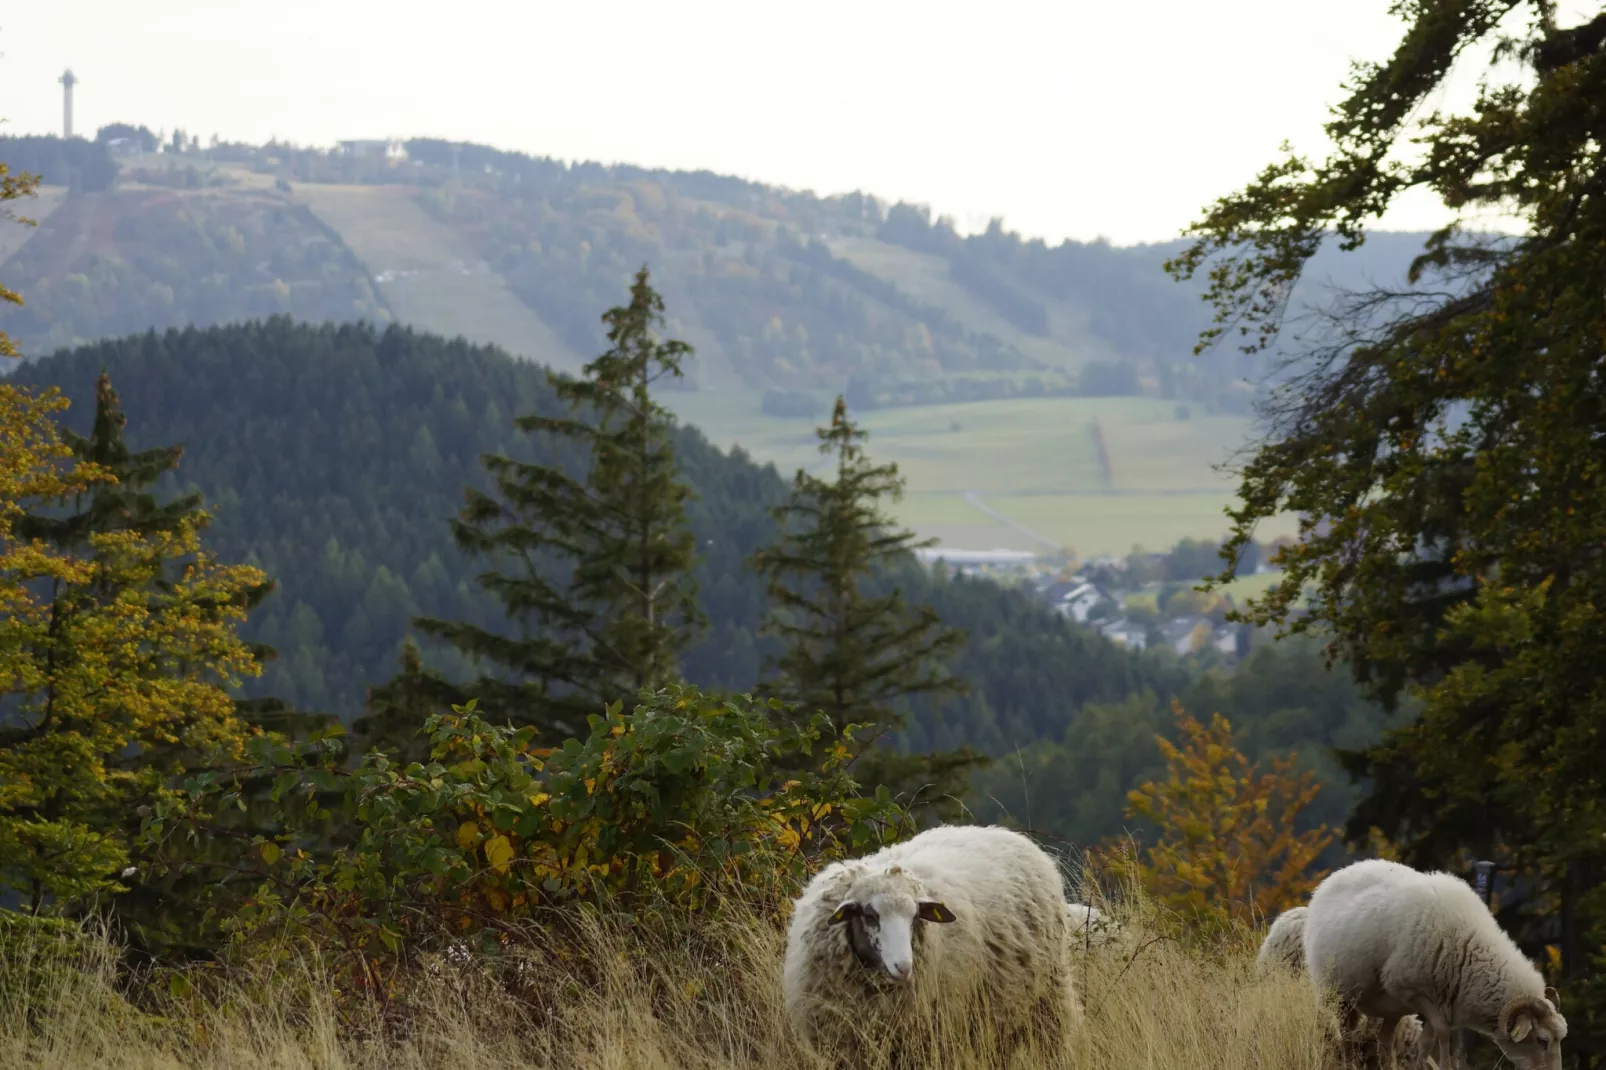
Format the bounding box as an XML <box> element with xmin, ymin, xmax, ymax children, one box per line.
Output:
<box><xmin>1096</xmin><ymin>701</ymin><xmax>1333</xmax><ymax>932</ymax></box>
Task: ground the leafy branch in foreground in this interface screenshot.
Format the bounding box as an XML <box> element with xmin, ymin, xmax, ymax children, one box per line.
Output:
<box><xmin>142</xmin><ymin>684</ymin><xmax>913</xmax><ymax>990</ymax></box>
<box><xmin>1163</xmin><ymin>0</ymin><xmax>1606</xmax><ymax>1043</ymax></box>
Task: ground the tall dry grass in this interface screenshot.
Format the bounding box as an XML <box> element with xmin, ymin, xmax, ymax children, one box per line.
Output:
<box><xmin>1</xmin><ymin>887</ymin><xmax>1345</xmax><ymax>1070</ymax></box>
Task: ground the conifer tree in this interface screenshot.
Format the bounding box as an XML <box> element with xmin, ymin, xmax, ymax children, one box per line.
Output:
<box><xmin>354</xmin><ymin>638</ymin><xmax>443</xmax><ymax>765</ymax></box>
<box><xmin>14</xmin><ymin>372</ymin><xmax>310</xmax><ymax>728</ymax></box>
<box><xmin>752</xmin><ymin>396</ymin><xmax>979</xmax><ymax>816</ymax></box>
<box><xmin>417</xmin><ymin>267</ymin><xmax>704</xmax><ymax>736</ymax></box>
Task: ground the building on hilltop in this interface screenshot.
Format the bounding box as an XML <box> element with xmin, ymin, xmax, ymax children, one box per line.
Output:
<box><xmin>337</xmin><ymin>138</ymin><xmax>408</xmax><ymax>162</ymax></box>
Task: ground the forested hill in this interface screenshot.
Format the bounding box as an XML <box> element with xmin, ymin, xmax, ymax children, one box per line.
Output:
<box><xmin>8</xmin><ymin>319</ymin><xmax>1183</xmax><ymax>749</ymax></box>
<box><xmin>0</xmin><ymin>135</ymin><xmax>1431</xmax><ymax>418</ymax></box>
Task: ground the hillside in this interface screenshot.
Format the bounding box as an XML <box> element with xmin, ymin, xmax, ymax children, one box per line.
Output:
<box><xmin>10</xmin><ymin>320</ymin><xmax>1186</xmax><ymax>752</ymax></box>
<box><xmin>0</xmin><ymin>135</ymin><xmax>1432</xmax><ymax>555</ymax></box>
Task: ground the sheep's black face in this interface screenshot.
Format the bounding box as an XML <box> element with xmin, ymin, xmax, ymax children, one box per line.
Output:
<box><xmin>844</xmin><ymin>902</ymin><xmax>884</xmax><ymax>972</ymax></box>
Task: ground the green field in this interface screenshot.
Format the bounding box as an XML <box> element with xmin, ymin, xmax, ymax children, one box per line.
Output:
<box><xmin>665</xmin><ymin>390</ymin><xmax>1297</xmax><ymax>558</ymax></box>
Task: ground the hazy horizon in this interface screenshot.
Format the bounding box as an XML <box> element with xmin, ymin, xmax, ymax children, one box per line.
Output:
<box><xmin>3</xmin><ymin>0</ymin><xmax>1577</xmax><ymax>247</ymax></box>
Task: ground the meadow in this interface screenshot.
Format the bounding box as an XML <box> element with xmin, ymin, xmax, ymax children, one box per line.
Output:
<box><xmin>0</xmin><ymin>885</ymin><xmax>1340</xmax><ymax>1070</ymax></box>
<box><xmin>665</xmin><ymin>390</ymin><xmax>1298</xmax><ymax>558</ymax></box>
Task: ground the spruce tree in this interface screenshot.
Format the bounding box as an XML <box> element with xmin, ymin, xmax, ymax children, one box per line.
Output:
<box><xmin>751</xmin><ymin>396</ymin><xmax>980</xmax><ymax>817</ymax></box>
<box><xmin>16</xmin><ymin>370</ymin><xmax>203</xmax><ymax>548</ymax></box>
<box><xmin>353</xmin><ymin>638</ymin><xmax>444</xmax><ymax>765</ymax></box>
<box><xmin>416</xmin><ymin>266</ymin><xmax>704</xmax><ymax>736</ymax></box>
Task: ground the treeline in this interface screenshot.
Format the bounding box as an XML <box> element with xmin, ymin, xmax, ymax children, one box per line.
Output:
<box><xmin>0</xmin><ymin>136</ymin><xmax>116</xmax><ymax>192</ymax></box>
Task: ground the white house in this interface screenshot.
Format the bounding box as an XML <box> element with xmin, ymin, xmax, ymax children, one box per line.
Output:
<box><xmin>1098</xmin><ymin>618</ymin><xmax>1148</xmax><ymax>650</ymax></box>
<box><xmin>1054</xmin><ymin>581</ymin><xmax>1115</xmax><ymax>624</ymax></box>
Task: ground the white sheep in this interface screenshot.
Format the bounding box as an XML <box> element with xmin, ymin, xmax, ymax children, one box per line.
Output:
<box><xmin>1256</xmin><ymin>905</ymin><xmax>1308</xmax><ymax>976</ymax></box>
<box><xmin>1304</xmin><ymin>858</ymin><xmax>1566</xmax><ymax>1070</ymax></box>
<box><xmin>1064</xmin><ymin>901</ymin><xmax>1123</xmax><ymax>950</ymax></box>
<box><xmin>1257</xmin><ymin>904</ymin><xmax>1430</xmax><ymax>1067</ymax></box>
<box><xmin>782</xmin><ymin>824</ymin><xmax>1077</xmax><ymax>1063</ymax></box>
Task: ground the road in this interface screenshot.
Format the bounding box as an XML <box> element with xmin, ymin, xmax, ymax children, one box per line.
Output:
<box><xmin>961</xmin><ymin>490</ymin><xmax>1062</xmax><ymax>550</ymax></box>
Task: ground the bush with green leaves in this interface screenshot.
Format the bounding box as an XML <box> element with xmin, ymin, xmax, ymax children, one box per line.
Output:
<box><xmin>142</xmin><ymin>684</ymin><xmax>912</xmax><ymax>981</ymax></box>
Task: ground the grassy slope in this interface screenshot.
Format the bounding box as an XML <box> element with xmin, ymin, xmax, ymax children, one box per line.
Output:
<box><xmin>828</xmin><ymin>235</ymin><xmax>1116</xmax><ymax>370</ymax></box>
<box><xmin>0</xmin><ymin>185</ymin><xmax>70</xmax><ymax>266</ymax></box>
<box><xmin>292</xmin><ymin>183</ymin><xmax>584</xmax><ymax>374</ymax></box>
<box><xmin>1</xmin><ymin>894</ymin><xmax>1337</xmax><ymax>1070</ymax></box>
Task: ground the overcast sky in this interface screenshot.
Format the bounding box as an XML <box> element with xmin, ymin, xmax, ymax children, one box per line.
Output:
<box><xmin>0</xmin><ymin>1</ymin><xmax>1569</xmax><ymax>245</ymax></box>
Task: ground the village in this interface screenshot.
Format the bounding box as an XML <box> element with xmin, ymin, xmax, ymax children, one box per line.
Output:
<box><xmin>914</xmin><ymin>538</ymin><xmax>1289</xmax><ymax>661</ymax></box>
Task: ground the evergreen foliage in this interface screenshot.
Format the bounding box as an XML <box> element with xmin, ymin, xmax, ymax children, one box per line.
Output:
<box><xmin>9</xmin><ymin>320</ymin><xmax>1174</xmax><ymax>748</ymax></box>
<box><xmin>752</xmin><ymin>396</ymin><xmax>981</xmax><ymax>817</ymax></box>
<box><xmin>416</xmin><ymin>268</ymin><xmax>703</xmax><ymax>736</ymax></box>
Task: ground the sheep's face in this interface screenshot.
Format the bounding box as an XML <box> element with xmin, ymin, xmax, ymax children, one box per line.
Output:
<box><xmin>1496</xmin><ymin>989</ymin><xmax>1566</xmax><ymax>1070</ymax></box>
<box><xmin>828</xmin><ymin>869</ymin><xmax>956</xmax><ymax>984</ymax></box>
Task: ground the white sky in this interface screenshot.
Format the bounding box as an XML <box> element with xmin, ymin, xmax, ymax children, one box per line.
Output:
<box><xmin>0</xmin><ymin>1</ymin><xmax>1579</xmax><ymax>245</ymax></box>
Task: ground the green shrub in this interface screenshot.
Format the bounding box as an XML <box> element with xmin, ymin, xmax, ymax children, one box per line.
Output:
<box><xmin>143</xmin><ymin>684</ymin><xmax>911</xmax><ymax>981</ymax></box>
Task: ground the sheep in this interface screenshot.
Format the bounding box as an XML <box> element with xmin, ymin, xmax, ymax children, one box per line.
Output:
<box><xmin>1304</xmin><ymin>858</ymin><xmax>1566</xmax><ymax>1070</ymax></box>
<box><xmin>782</xmin><ymin>824</ymin><xmax>1077</xmax><ymax>1064</ymax></box>
<box><xmin>1256</xmin><ymin>905</ymin><xmax>1308</xmax><ymax>976</ymax></box>
<box><xmin>1257</xmin><ymin>905</ymin><xmax>1430</xmax><ymax>1068</ymax></box>
<box><xmin>1065</xmin><ymin>901</ymin><xmax>1123</xmax><ymax>950</ymax></box>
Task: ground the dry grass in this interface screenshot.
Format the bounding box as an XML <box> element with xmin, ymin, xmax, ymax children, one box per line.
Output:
<box><xmin>1</xmin><ymin>889</ymin><xmax>1345</xmax><ymax>1070</ymax></box>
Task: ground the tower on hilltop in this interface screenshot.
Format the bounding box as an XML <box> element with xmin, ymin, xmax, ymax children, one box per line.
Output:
<box><xmin>59</xmin><ymin>68</ymin><xmax>78</xmax><ymax>139</ymax></box>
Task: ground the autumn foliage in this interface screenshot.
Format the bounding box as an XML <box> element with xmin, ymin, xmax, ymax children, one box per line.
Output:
<box><xmin>0</xmin><ymin>385</ymin><xmax>266</xmax><ymax>910</ymax></box>
<box><xmin>1102</xmin><ymin>701</ymin><xmax>1333</xmax><ymax>930</ymax></box>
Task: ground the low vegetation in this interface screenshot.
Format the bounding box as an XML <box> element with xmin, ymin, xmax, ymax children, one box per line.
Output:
<box><xmin>1</xmin><ymin>881</ymin><xmax>1339</xmax><ymax>1070</ymax></box>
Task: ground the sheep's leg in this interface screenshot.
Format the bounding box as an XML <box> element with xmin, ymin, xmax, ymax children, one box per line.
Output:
<box><xmin>1377</xmin><ymin>1017</ymin><xmax>1400</xmax><ymax>1070</ymax></box>
<box><xmin>1433</xmin><ymin>1027</ymin><xmax>1455</xmax><ymax>1070</ymax></box>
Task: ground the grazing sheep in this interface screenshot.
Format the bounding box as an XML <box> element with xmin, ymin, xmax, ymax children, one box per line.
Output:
<box><xmin>1065</xmin><ymin>901</ymin><xmax>1123</xmax><ymax>950</ymax></box>
<box><xmin>1258</xmin><ymin>905</ymin><xmax>1430</xmax><ymax>1068</ymax></box>
<box><xmin>1304</xmin><ymin>859</ymin><xmax>1566</xmax><ymax>1070</ymax></box>
<box><xmin>1256</xmin><ymin>905</ymin><xmax>1308</xmax><ymax>976</ymax></box>
<box><xmin>782</xmin><ymin>824</ymin><xmax>1077</xmax><ymax>1063</ymax></box>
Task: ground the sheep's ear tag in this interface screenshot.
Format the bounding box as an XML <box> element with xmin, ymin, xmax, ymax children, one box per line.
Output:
<box><xmin>1510</xmin><ymin>1013</ymin><xmax>1534</xmax><ymax>1042</ymax></box>
<box><xmin>829</xmin><ymin>901</ymin><xmax>858</xmax><ymax>925</ymax></box>
<box><xmin>917</xmin><ymin>901</ymin><xmax>956</xmax><ymax>924</ymax></box>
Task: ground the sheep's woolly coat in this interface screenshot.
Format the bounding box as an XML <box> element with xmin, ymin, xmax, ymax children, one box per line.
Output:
<box><xmin>782</xmin><ymin>825</ymin><xmax>1077</xmax><ymax>1059</ymax></box>
<box><xmin>1304</xmin><ymin>859</ymin><xmax>1566</xmax><ymax>1069</ymax></box>
<box><xmin>1065</xmin><ymin>902</ymin><xmax>1123</xmax><ymax>950</ymax></box>
<box><xmin>1256</xmin><ymin>906</ymin><xmax>1308</xmax><ymax>976</ymax></box>
<box><xmin>1257</xmin><ymin>905</ymin><xmax>1430</xmax><ymax>1066</ymax></box>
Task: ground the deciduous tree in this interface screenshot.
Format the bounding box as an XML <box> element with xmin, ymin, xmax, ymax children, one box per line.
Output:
<box><xmin>0</xmin><ymin>387</ymin><xmax>266</xmax><ymax>911</ymax></box>
<box><xmin>1166</xmin><ymin>1</ymin><xmax>1606</xmax><ymax>1045</ymax></box>
<box><xmin>1109</xmin><ymin>701</ymin><xmax>1333</xmax><ymax>930</ymax></box>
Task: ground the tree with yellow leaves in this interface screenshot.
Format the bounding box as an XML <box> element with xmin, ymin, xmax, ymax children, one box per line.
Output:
<box><xmin>0</xmin><ymin>385</ymin><xmax>268</xmax><ymax>912</ymax></box>
<box><xmin>1109</xmin><ymin>700</ymin><xmax>1333</xmax><ymax>931</ymax></box>
<box><xmin>1</xmin><ymin>157</ymin><xmax>41</xmax><ymax>359</ymax></box>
